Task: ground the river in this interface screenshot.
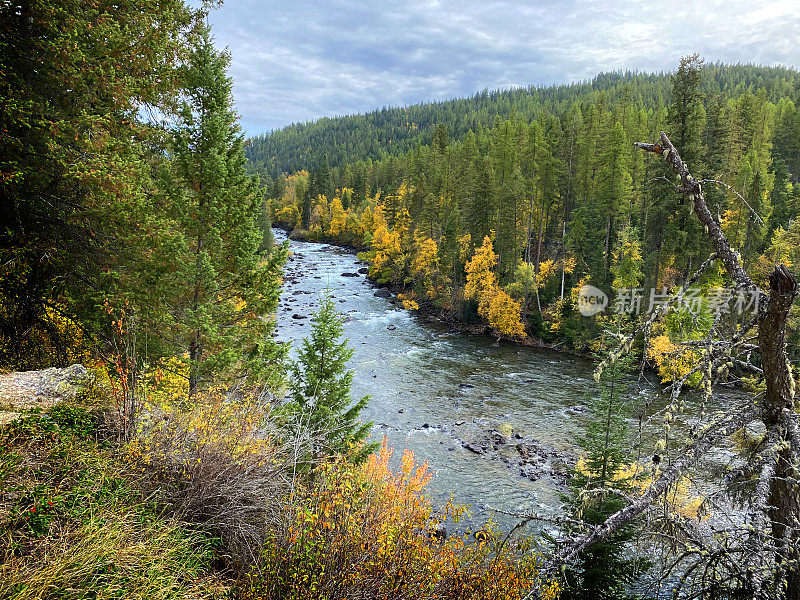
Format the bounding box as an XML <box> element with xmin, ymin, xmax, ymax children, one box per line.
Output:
<box><xmin>273</xmin><ymin>230</ymin><xmax>680</xmax><ymax>532</ymax></box>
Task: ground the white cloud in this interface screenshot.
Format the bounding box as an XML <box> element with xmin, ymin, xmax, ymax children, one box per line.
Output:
<box><xmin>206</xmin><ymin>0</ymin><xmax>800</xmax><ymax>134</ymax></box>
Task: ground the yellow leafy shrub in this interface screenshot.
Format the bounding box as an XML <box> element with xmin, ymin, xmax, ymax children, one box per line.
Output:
<box><xmin>328</xmin><ymin>196</ymin><xmax>348</xmax><ymax>238</ymax></box>
<box><xmin>647</xmin><ymin>334</ymin><xmax>703</xmax><ymax>384</ymax></box>
<box><xmin>247</xmin><ymin>439</ymin><xmax>559</xmax><ymax>600</ymax></box>
<box><xmin>486</xmin><ymin>290</ymin><xmax>526</xmax><ymax>338</ymax></box>
<box><xmin>398</xmin><ymin>291</ymin><xmax>420</xmax><ymax>311</ymax></box>
<box><xmin>369</xmin><ymin>206</ymin><xmax>412</xmax><ymax>286</ymax></box>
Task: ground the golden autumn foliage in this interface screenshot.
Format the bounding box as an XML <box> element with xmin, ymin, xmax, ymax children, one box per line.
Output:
<box><xmin>398</xmin><ymin>291</ymin><xmax>420</xmax><ymax>311</ymax></box>
<box><xmin>367</xmin><ymin>206</ymin><xmax>414</xmax><ymax>286</ymax></box>
<box><xmin>247</xmin><ymin>438</ymin><xmax>559</xmax><ymax>600</ymax></box>
<box><xmin>647</xmin><ymin>334</ymin><xmax>703</xmax><ymax>384</ymax></box>
<box><xmin>328</xmin><ymin>196</ymin><xmax>348</xmax><ymax>238</ymax></box>
<box><xmin>465</xmin><ymin>236</ymin><xmax>526</xmax><ymax>339</ymax></box>
<box><xmin>411</xmin><ymin>233</ymin><xmax>442</xmax><ymax>300</ymax></box>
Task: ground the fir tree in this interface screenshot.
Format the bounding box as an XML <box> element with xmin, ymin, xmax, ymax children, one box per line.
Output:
<box><xmin>272</xmin><ymin>174</ymin><xmax>287</xmax><ymax>203</ymax></box>
<box><xmin>289</xmin><ymin>293</ymin><xmax>376</xmax><ymax>466</ymax></box>
<box><xmin>317</xmin><ymin>154</ymin><xmax>334</xmax><ymax>199</ymax></box>
<box><xmin>598</xmin><ymin>122</ymin><xmax>632</xmax><ymax>279</ymax></box>
<box><xmin>300</xmin><ymin>170</ymin><xmax>313</xmax><ymax>229</ymax></box>
<box><xmin>257</xmin><ymin>194</ymin><xmax>274</xmax><ymax>252</ymax></box>
<box><xmin>769</xmin><ymin>158</ymin><xmax>792</xmax><ymax>231</ymax></box>
<box><xmin>170</xmin><ymin>28</ymin><xmax>287</xmax><ymax>396</ymax></box>
<box><xmin>668</xmin><ymin>53</ymin><xmax>706</xmax><ymax>172</ymax></box>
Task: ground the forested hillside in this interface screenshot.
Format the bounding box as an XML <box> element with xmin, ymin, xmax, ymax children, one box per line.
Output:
<box><xmin>247</xmin><ymin>63</ymin><xmax>800</xmax><ymax>179</ymax></box>
<box><xmin>259</xmin><ymin>57</ymin><xmax>800</xmax><ymax>356</ymax></box>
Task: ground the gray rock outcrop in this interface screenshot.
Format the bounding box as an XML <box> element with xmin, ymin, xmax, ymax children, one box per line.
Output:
<box><xmin>0</xmin><ymin>364</ymin><xmax>93</xmax><ymax>425</ymax></box>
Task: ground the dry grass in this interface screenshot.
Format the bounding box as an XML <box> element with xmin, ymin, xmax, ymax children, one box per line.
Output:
<box><xmin>0</xmin><ymin>404</ymin><xmax>229</xmax><ymax>600</ymax></box>
<box><xmin>129</xmin><ymin>391</ymin><xmax>313</xmax><ymax>569</ymax></box>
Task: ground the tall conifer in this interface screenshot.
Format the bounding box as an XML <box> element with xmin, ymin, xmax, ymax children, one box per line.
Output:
<box><xmin>170</xmin><ymin>28</ymin><xmax>287</xmax><ymax>396</ymax></box>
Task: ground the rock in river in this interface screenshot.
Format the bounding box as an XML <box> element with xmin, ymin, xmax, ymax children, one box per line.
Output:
<box><xmin>456</xmin><ymin>418</ymin><xmax>574</xmax><ymax>483</ymax></box>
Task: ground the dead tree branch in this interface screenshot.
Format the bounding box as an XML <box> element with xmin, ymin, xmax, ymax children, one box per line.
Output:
<box><xmin>544</xmin><ymin>132</ymin><xmax>800</xmax><ymax>599</ymax></box>
<box><xmin>546</xmin><ymin>407</ymin><xmax>755</xmax><ymax>570</ymax></box>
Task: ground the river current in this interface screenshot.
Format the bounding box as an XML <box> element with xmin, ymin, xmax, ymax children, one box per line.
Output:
<box><xmin>273</xmin><ymin>230</ymin><xmax>675</xmax><ymax>531</ymax></box>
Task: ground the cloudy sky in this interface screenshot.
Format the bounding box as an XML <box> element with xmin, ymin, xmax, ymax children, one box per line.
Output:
<box><xmin>206</xmin><ymin>0</ymin><xmax>800</xmax><ymax>135</ymax></box>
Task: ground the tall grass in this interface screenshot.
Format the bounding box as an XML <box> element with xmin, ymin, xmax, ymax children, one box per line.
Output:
<box><xmin>0</xmin><ymin>404</ymin><xmax>226</xmax><ymax>600</ymax></box>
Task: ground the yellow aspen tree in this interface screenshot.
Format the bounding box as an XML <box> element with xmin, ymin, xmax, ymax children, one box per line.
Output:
<box><xmin>465</xmin><ymin>235</ymin><xmax>526</xmax><ymax>338</ymax></box>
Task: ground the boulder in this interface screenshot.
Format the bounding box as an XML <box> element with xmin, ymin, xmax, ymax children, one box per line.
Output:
<box><xmin>429</xmin><ymin>523</ymin><xmax>447</xmax><ymax>541</ymax></box>
<box><xmin>464</xmin><ymin>442</ymin><xmax>487</xmax><ymax>455</ymax></box>
<box><xmin>0</xmin><ymin>364</ymin><xmax>94</xmax><ymax>423</ymax></box>
<box><xmin>455</xmin><ymin>419</ymin><xmax>575</xmax><ymax>484</ymax></box>
<box><xmin>373</xmin><ymin>288</ymin><xmax>392</xmax><ymax>298</ymax></box>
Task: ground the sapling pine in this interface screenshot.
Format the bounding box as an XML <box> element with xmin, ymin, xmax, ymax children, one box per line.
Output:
<box><xmin>561</xmin><ymin>353</ymin><xmax>648</xmax><ymax>600</ymax></box>
<box><xmin>288</xmin><ymin>292</ymin><xmax>376</xmax><ymax>467</ymax></box>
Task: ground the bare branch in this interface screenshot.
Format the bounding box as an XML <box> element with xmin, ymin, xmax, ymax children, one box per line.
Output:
<box><xmin>546</xmin><ymin>407</ymin><xmax>756</xmax><ymax>571</ymax></box>
<box><xmin>635</xmin><ymin>133</ymin><xmax>756</xmax><ymax>292</ymax></box>
<box><xmin>699</xmin><ymin>178</ymin><xmax>766</xmax><ymax>227</ymax></box>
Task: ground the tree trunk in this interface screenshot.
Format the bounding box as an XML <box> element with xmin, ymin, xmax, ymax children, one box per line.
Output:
<box><xmin>759</xmin><ymin>265</ymin><xmax>799</xmax><ymax>599</ymax></box>
<box><xmin>602</xmin><ymin>215</ymin><xmax>611</xmax><ymax>275</ymax></box>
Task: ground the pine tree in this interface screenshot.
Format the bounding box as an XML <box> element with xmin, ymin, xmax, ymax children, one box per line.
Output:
<box><xmin>301</xmin><ymin>169</ymin><xmax>314</xmax><ymax>229</ymax></box>
<box><xmin>288</xmin><ymin>293</ymin><xmax>376</xmax><ymax>466</ymax></box>
<box><xmin>317</xmin><ymin>154</ymin><xmax>334</xmax><ymax>199</ymax></box>
<box><xmin>466</xmin><ymin>156</ymin><xmax>495</xmax><ymax>249</ymax></box>
<box><xmin>598</xmin><ymin>122</ymin><xmax>632</xmax><ymax>279</ymax></box>
<box><xmin>0</xmin><ymin>0</ymin><xmax>201</xmax><ymax>368</ymax></box>
<box><xmin>666</xmin><ymin>54</ymin><xmax>707</xmax><ymax>278</ymax></box>
<box><xmin>610</xmin><ymin>227</ymin><xmax>644</xmax><ymax>291</ymax></box>
<box><xmin>352</xmin><ymin>162</ymin><xmax>368</xmax><ymax>207</ymax></box>
<box><xmin>171</xmin><ymin>28</ymin><xmax>287</xmax><ymax>396</ymax></box>
<box><xmin>668</xmin><ymin>54</ymin><xmax>706</xmax><ymax>171</ymax></box>
<box><xmin>272</xmin><ymin>174</ymin><xmax>287</xmax><ymax>203</ymax></box>
<box><xmin>769</xmin><ymin>158</ymin><xmax>792</xmax><ymax>231</ymax></box>
<box><xmin>497</xmin><ymin>166</ymin><xmax>524</xmax><ymax>282</ymax></box>
<box><xmin>561</xmin><ymin>353</ymin><xmax>646</xmax><ymax>600</ymax></box>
